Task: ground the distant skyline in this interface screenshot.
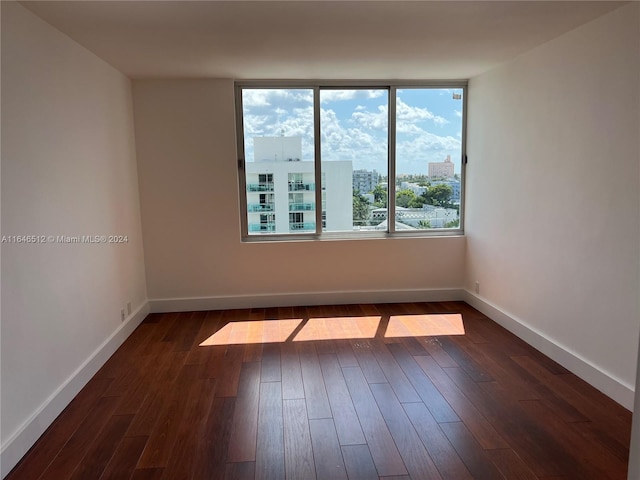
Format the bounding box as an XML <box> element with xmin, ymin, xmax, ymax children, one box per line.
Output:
<box><xmin>242</xmin><ymin>88</ymin><xmax>463</xmax><ymax>175</ymax></box>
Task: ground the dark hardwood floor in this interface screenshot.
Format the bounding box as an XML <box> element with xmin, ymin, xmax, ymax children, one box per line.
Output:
<box><xmin>6</xmin><ymin>302</ymin><xmax>632</xmax><ymax>479</ymax></box>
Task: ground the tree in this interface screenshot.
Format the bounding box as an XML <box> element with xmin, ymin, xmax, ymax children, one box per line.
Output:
<box><xmin>418</xmin><ymin>220</ymin><xmax>431</xmax><ymax>229</ymax></box>
<box><xmin>408</xmin><ymin>195</ymin><xmax>426</xmax><ymax>209</ymax></box>
<box><xmin>444</xmin><ymin>219</ymin><xmax>460</xmax><ymax>228</ymax></box>
<box><xmin>371</xmin><ymin>184</ymin><xmax>387</xmax><ymax>208</ymax></box>
<box><xmin>395</xmin><ymin>189</ymin><xmax>417</xmax><ymax>208</ymax></box>
<box><xmin>352</xmin><ymin>190</ymin><xmax>370</xmax><ymax>226</ymax></box>
<box><xmin>422</xmin><ymin>183</ymin><xmax>453</xmax><ymax>207</ymax></box>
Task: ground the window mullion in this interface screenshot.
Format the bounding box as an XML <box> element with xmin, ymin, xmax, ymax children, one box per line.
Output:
<box><xmin>235</xmin><ymin>85</ymin><xmax>249</xmax><ymax>237</ymax></box>
<box><xmin>459</xmin><ymin>85</ymin><xmax>468</xmax><ymax>231</ymax></box>
<box><xmin>313</xmin><ymin>87</ymin><xmax>322</xmax><ymax>235</ymax></box>
<box><xmin>388</xmin><ymin>86</ymin><xmax>397</xmax><ymax>234</ymax></box>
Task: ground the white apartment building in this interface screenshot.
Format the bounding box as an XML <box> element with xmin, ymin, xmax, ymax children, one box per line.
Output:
<box><xmin>400</xmin><ymin>181</ymin><xmax>427</xmax><ymax>196</ymax></box>
<box><xmin>245</xmin><ymin>136</ymin><xmax>353</xmax><ymax>234</ymax></box>
<box><xmin>254</xmin><ymin>136</ymin><xmax>301</xmax><ymax>163</ymax></box>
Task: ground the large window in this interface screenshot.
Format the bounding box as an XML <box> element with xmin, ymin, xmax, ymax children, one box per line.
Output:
<box><xmin>236</xmin><ymin>82</ymin><xmax>465</xmax><ymax>239</ymax></box>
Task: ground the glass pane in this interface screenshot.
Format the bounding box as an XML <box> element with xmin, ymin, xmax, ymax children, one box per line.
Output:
<box><xmin>320</xmin><ymin>89</ymin><xmax>388</xmax><ymax>232</ymax></box>
<box><xmin>395</xmin><ymin>88</ymin><xmax>463</xmax><ymax>230</ymax></box>
<box><xmin>242</xmin><ymin>88</ymin><xmax>315</xmax><ymax>234</ymax></box>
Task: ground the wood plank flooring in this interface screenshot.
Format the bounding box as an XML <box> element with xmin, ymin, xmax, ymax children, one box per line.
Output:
<box><xmin>6</xmin><ymin>302</ymin><xmax>632</xmax><ymax>479</ymax></box>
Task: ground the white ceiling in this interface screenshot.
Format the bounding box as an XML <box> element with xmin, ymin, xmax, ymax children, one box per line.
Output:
<box><xmin>19</xmin><ymin>1</ymin><xmax>627</xmax><ymax>80</ymax></box>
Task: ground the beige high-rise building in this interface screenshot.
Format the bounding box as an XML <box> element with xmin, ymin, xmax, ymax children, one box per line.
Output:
<box><xmin>428</xmin><ymin>155</ymin><xmax>455</xmax><ymax>178</ymax></box>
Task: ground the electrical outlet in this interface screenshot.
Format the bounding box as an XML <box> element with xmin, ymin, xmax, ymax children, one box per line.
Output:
<box><xmin>120</xmin><ymin>309</ymin><xmax>125</xmax><ymax>322</ymax></box>
<box><xmin>475</xmin><ymin>281</ymin><xmax>480</xmax><ymax>294</ymax></box>
<box><xmin>127</xmin><ymin>302</ymin><xmax>132</xmax><ymax>315</ymax></box>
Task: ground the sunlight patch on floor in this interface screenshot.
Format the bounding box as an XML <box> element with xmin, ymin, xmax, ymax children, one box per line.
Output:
<box><xmin>200</xmin><ymin>319</ymin><xmax>303</xmax><ymax>346</ymax></box>
<box><xmin>385</xmin><ymin>314</ymin><xmax>465</xmax><ymax>338</ymax></box>
<box><xmin>293</xmin><ymin>316</ymin><xmax>381</xmax><ymax>342</ymax></box>
<box><xmin>199</xmin><ymin>313</ymin><xmax>465</xmax><ymax>346</ymax></box>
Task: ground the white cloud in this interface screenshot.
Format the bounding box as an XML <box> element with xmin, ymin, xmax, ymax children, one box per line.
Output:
<box><xmin>396</xmin><ymin>130</ymin><xmax>461</xmax><ymax>169</ymax></box>
<box><xmin>321</xmin><ymin>89</ymin><xmax>385</xmax><ymax>104</ymax></box>
<box><xmin>243</xmin><ymin>114</ymin><xmax>270</xmax><ymax>136</ymax></box>
<box><xmin>352</xmin><ymin>103</ymin><xmax>450</xmax><ymax>131</ymax></box>
<box><xmin>243</xmin><ymin>89</ymin><xmax>312</xmax><ymax>107</ymax></box>
<box><xmin>351</xmin><ymin>105</ymin><xmax>387</xmax><ymax>131</ymax></box>
<box><xmin>242</xmin><ymin>90</ymin><xmax>271</xmax><ymax>107</ymax></box>
<box><xmin>275</xmin><ymin>89</ymin><xmax>313</xmax><ymax>104</ymax></box>
<box><xmin>242</xmin><ymin>88</ymin><xmax>461</xmax><ymax>173</ymax></box>
<box><xmin>396</xmin><ymin>123</ymin><xmax>424</xmax><ymax>135</ymax></box>
<box><xmin>242</xmin><ymin>103</ymin><xmax>315</xmax><ymax>161</ymax></box>
<box><xmin>320</xmin><ymin>108</ymin><xmax>387</xmax><ymax>165</ymax></box>
<box><xmin>396</xmin><ymin>98</ymin><xmax>449</xmax><ymax>126</ymax></box>
<box><xmin>455</xmin><ymin>110</ymin><xmax>462</xmax><ymax>118</ymax></box>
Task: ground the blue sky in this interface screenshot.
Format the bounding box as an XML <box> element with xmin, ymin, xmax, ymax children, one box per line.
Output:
<box><xmin>242</xmin><ymin>87</ymin><xmax>463</xmax><ymax>175</ymax></box>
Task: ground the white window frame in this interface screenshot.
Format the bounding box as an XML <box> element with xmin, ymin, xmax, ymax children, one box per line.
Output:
<box><xmin>235</xmin><ymin>80</ymin><xmax>467</xmax><ymax>241</ymax></box>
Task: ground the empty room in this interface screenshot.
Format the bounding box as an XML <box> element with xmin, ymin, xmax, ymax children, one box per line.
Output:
<box><xmin>2</xmin><ymin>1</ymin><xmax>639</xmax><ymax>479</ymax></box>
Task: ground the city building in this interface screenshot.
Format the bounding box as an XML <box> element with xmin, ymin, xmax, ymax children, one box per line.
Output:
<box><xmin>399</xmin><ymin>181</ymin><xmax>427</xmax><ymax>196</ymax></box>
<box><xmin>428</xmin><ymin>154</ymin><xmax>455</xmax><ymax>178</ymax></box>
<box><xmin>352</xmin><ymin>169</ymin><xmax>380</xmax><ymax>195</ymax></box>
<box><xmin>245</xmin><ymin>136</ymin><xmax>353</xmax><ymax>233</ymax></box>
<box><xmin>254</xmin><ymin>136</ymin><xmax>301</xmax><ymax>163</ymax></box>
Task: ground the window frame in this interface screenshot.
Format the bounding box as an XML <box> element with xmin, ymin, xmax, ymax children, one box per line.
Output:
<box><xmin>235</xmin><ymin>80</ymin><xmax>467</xmax><ymax>242</ymax></box>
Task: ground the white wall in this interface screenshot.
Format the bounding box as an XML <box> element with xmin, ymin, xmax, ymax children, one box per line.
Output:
<box><xmin>133</xmin><ymin>79</ymin><xmax>465</xmax><ymax>310</ymax></box>
<box><xmin>465</xmin><ymin>3</ymin><xmax>640</xmax><ymax>408</ymax></box>
<box><xmin>1</xmin><ymin>3</ymin><xmax>148</xmax><ymax>475</ymax></box>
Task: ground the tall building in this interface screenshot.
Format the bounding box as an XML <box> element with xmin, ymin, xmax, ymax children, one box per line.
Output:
<box><xmin>245</xmin><ymin>136</ymin><xmax>353</xmax><ymax>233</ymax></box>
<box><xmin>353</xmin><ymin>169</ymin><xmax>380</xmax><ymax>195</ymax></box>
<box><xmin>428</xmin><ymin>154</ymin><xmax>455</xmax><ymax>178</ymax></box>
<box><xmin>254</xmin><ymin>136</ymin><xmax>302</xmax><ymax>162</ymax></box>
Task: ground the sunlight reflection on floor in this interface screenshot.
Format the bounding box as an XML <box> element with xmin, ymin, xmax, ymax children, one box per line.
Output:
<box><xmin>385</xmin><ymin>314</ymin><xmax>465</xmax><ymax>338</ymax></box>
<box><xmin>199</xmin><ymin>313</ymin><xmax>465</xmax><ymax>346</ymax></box>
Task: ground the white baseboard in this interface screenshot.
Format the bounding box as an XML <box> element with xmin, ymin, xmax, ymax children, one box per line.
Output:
<box><xmin>149</xmin><ymin>288</ymin><xmax>465</xmax><ymax>313</ymax></box>
<box><xmin>0</xmin><ymin>301</ymin><xmax>150</xmax><ymax>479</ymax></box>
<box><xmin>462</xmin><ymin>290</ymin><xmax>635</xmax><ymax>410</ymax></box>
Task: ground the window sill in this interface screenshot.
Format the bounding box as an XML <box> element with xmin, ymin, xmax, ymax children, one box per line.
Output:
<box><xmin>241</xmin><ymin>229</ymin><xmax>464</xmax><ymax>243</ymax></box>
